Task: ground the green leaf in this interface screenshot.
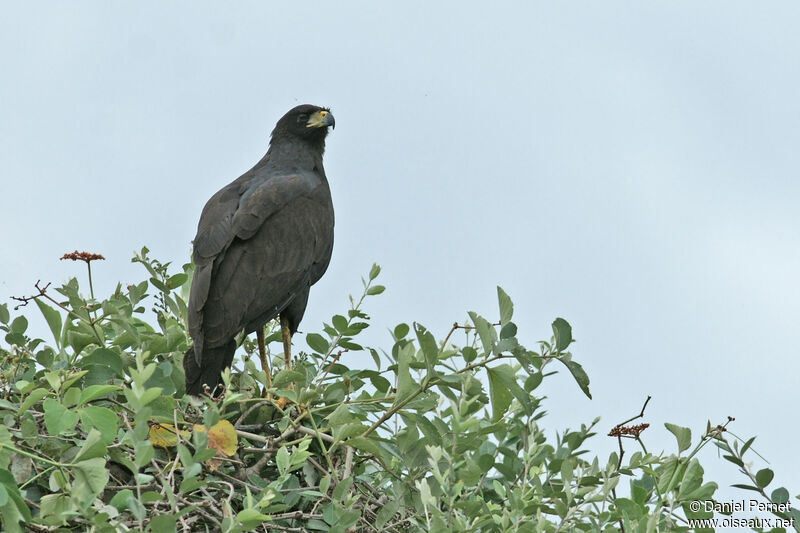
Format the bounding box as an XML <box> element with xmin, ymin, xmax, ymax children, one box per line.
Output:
<box><xmin>237</xmin><ymin>508</ymin><xmax>271</xmax><ymax>527</ymax></box>
<box><xmin>276</xmin><ymin>447</ymin><xmax>290</xmax><ymax>475</ymax></box>
<box><xmin>723</xmin><ymin>454</ymin><xmax>744</xmax><ymax>467</ymax></box>
<box><xmin>332</xmin><ymin>314</ymin><xmax>349</xmax><ymax>333</ymax></box>
<box><xmin>167</xmin><ymin>273</ymin><xmax>188</xmax><ymax>289</ymax></box>
<box><xmin>486</xmin><ymin>363</ymin><xmax>531</xmax><ymax>413</ymax></box>
<box><xmin>139</xmin><ymin>388</ymin><xmax>163</xmax><ymax>407</ymax></box>
<box><xmin>499</xmin><ymin>322</ymin><xmax>517</xmax><ymax>340</ymax></box>
<box><xmin>478</xmin><ymin>454</ymin><xmax>495</xmax><ymax>472</ymax></box>
<box><xmin>394</xmin><ymin>342</ymin><xmax>415</xmax><ymax>402</ymax></box>
<box><xmin>461</xmin><ymin>346</ymin><xmax>477</xmax><ymax>362</ymax></box>
<box><xmin>756</xmin><ymin>468</ymin><xmax>775</xmax><ymax>489</ymax></box>
<box><xmin>375</xmin><ymin>499</ymin><xmax>400</xmax><ymax>529</ymax></box>
<box><xmin>79</xmin><ymin>406</ymin><xmax>119</xmax><ymax>444</ymax></box>
<box><xmin>9</xmin><ymin>454</ymin><xmax>32</xmax><ymax>486</ymax></box>
<box><xmin>333</xmin><ymin>422</ymin><xmax>368</xmax><ymax>442</ymax></box>
<box><xmin>552</xmin><ymin>317</ymin><xmax>572</xmax><ymax>351</ymax></box>
<box><xmin>333</xmin><ymin>476</ymin><xmax>353</xmax><ymax>501</ymax></box>
<box><xmin>148</xmin><ymin>514</ymin><xmax>178</xmax><ymax>532</ymax></box>
<box><xmin>74</xmin><ymin>429</ymin><xmax>108</xmax><ymax>462</ymax></box>
<box><xmin>561</xmin><ymin>359</ymin><xmax>592</xmax><ymax>399</ymax></box>
<box><xmin>368</xmin><ymin>263</ymin><xmax>381</xmax><ymax>280</ymax></box>
<box><xmin>80</xmin><ymin>347</ymin><xmax>124</xmax><ymax>376</ymax></box>
<box><xmin>39</xmin><ymin>493</ymin><xmax>73</xmax><ymax>520</ymax></box>
<box><xmin>71</xmin><ymin>458</ymin><xmax>109</xmax><ymax>510</ymax></box>
<box><xmin>367</xmin><ymin>285</ymin><xmax>385</xmax><ymax>295</ymax></box>
<box><xmin>771</xmin><ymin>486</ymin><xmax>790</xmax><ymax>504</ymax></box>
<box><xmin>740</xmin><ymin>436</ymin><xmax>756</xmax><ymax>456</ymax></box>
<box><xmin>109</xmin><ymin>489</ymin><xmax>134</xmax><ymax>511</ymax></box>
<box><xmin>468</xmin><ymin>312</ymin><xmax>496</xmax><ymax>355</ymax></box>
<box><xmin>524</xmin><ymin>372</ymin><xmax>543</xmax><ymax>392</ymax></box>
<box><xmin>35</xmin><ymin>299</ymin><xmax>62</xmax><ymax>347</ymax></box>
<box><xmin>345</xmin><ymin>437</ymin><xmax>384</xmax><ymax>458</ymax></box>
<box><xmin>63</xmin><ymin>386</ymin><xmax>81</xmax><ymax>408</ymax></box>
<box><xmin>0</xmin><ymin>468</ymin><xmax>31</xmax><ymax>532</ymax></box>
<box><xmin>487</xmin><ymin>366</ymin><xmax>513</xmax><ymax>422</ymax></box>
<box><xmin>665</xmin><ymin>423</ymin><xmax>692</xmax><ymax>453</ymax></box>
<box><xmin>67</xmin><ymin>329</ymin><xmax>96</xmax><ymax>355</ymax></box>
<box><xmin>0</xmin><ymin>426</ymin><xmax>13</xmax><ymax>453</ymax></box>
<box><xmin>272</xmin><ymin>369</ymin><xmax>305</xmax><ymax>389</ymax></box>
<box><xmin>677</xmin><ymin>459</ymin><xmax>704</xmax><ymax>499</ymax></box>
<box><xmin>326</xmin><ymin>404</ymin><xmax>354</xmax><ymax>426</ymax></box>
<box><xmin>319</xmin><ymin>475</ymin><xmax>331</xmax><ymax>495</ymax></box>
<box><xmin>18</xmin><ymin>388</ymin><xmax>49</xmax><ymax>415</ymax></box>
<box><xmin>149</xmin><ymin>277</ymin><xmax>168</xmax><ymax>292</ymax></box>
<box><xmin>615</xmin><ymin>497</ymin><xmax>643</xmax><ymax>519</ymax></box>
<box><xmin>369</xmin><ymin>347</ymin><xmax>381</xmax><ymax>369</ymax></box>
<box><xmin>755</xmin><ymin>468</ymin><xmax>774</xmax><ymax>488</ymax></box>
<box><xmin>497</xmin><ymin>287</ymin><xmax>513</xmax><ymax>325</ymax></box>
<box><xmin>393</xmin><ymin>323</ymin><xmax>409</xmax><ymax>339</ymax></box>
<box><xmin>79</xmin><ymin>384</ymin><xmax>122</xmax><ymax>406</ymax></box>
<box><xmin>61</xmin><ymin>370</ymin><xmax>88</xmax><ymax>392</ymax></box>
<box><xmin>134</xmin><ymin>442</ymin><xmax>155</xmax><ymax>468</ymax></box>
<box><xmin>493</xmin><ymin>479</ymin><xmax>506</xmax><ymax>499</ymax></box>
<box><xmin>414</xmin><ymin>323</ymin><xmax>439</xmax><ymax>375</ymax></box>
<box><xmin>370</xmin><ymin>374</ymin><xmax>391</xmax><ymax>392</ymax></box>
<box><xmin>43</xmin><ymin>399</ymin><xmax>79</xmax><ymax>435</ymax></box>
<box><xmin>306</xmin><ymin>333</ymin><xmax>330</xmax><ymax>354</ymax></box>
<box><xmin>0</xmin><ymin>303</ymin><xmax>8</xmax><ymax>324</ymax></box>
<box><xmin>10</xmin><ymin>316</ymin><xmax>27</xmax><ymax>335</ymax></box>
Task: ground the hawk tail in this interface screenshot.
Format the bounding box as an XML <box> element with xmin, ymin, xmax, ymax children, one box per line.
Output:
<box><xmin>183</xmin><ymin>340</ymin><xmax>236</xmax><ymax>395</ymax></box>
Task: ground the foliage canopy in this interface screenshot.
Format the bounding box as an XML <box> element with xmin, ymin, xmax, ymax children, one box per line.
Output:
<box><xmin>0</xmin><ymin>250</ymin><xmax>796</xmax><ymax>532</ymax></box>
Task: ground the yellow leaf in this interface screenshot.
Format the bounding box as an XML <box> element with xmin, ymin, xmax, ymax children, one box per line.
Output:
<box><xmin>148</xmin><ymin>423</ymin><xmax>190</xmax><ymax>448</ymax></box>
<box><xmin>193</xmin><ymin>420</ymin><xmax>238</xmax><ymax>461</ymax></box>
<box><xmin>208</xmin><ymin>419</ymin><xmax>238</xmax><ymax>456</ymax></box>
<box><xmin>193</xmin><ymin>420</ymin><xmax>238</xmax><ymax>470</ymax></box>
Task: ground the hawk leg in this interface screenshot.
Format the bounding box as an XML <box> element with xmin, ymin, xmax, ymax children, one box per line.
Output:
<box><xmin>256</xmin><ymin>328</ymin><xmax>272</xmax><ymax>394</ymax></box>
<box><xmin>280</xmin><ymin>315</ymin><xmax>292</xmax><ymax>370</ymax></box>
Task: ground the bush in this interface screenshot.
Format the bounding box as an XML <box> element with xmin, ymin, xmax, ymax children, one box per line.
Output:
<box><xmin>0</xmin><ymin>249</ymin><xmax>796</xmax><ymax>532</ymax></box>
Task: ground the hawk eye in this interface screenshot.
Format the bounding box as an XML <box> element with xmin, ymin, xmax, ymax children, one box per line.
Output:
<box><xmin>297</xmin><ymin>114</ymin><xmax>308</xmax><ymax>123</ymax></box>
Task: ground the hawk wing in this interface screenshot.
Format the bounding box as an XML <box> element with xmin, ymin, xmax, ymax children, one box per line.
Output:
<box><xmin>188</xmin><ymin>168</ymin><xmax>334</xmax><ymax>361</ymax></box>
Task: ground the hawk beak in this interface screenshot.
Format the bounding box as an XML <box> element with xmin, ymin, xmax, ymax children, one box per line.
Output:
<box><xmin>306</xmin><ymin>109</ymin><xmax>335</xmax><ymax>130</ymax></box>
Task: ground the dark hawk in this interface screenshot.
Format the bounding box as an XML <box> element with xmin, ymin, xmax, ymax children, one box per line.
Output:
<box><xmin>184</xmin><ymin>104</ymin><xmax>335</xmax><ymax>395</ymax></box>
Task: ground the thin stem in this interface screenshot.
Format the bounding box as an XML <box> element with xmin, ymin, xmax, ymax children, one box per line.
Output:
<box><xmin>87</xmin><ymin>261</ymin><xmax>95</xmax><ymax>300</ymax></box>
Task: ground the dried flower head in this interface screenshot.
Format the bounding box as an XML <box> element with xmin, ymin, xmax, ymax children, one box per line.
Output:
<box><xmin>608</xmin><ymin>423</ymin><xmax>650</xmax><ymax>438</ymax></box>
<box><xmin>60</xmin><ymin>251</ymin><xmax>105</xmax><ymax>263</ymax></box>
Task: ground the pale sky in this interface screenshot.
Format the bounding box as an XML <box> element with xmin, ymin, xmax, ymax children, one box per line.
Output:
<box><xmin>2</xmin><ymin>2</ymin><xmax>798</xmax><ymax>503</ymax></box>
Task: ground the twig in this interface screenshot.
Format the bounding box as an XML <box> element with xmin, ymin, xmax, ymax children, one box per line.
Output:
<box><xmin>11</xmin><ymin>280</ymin><xmax>51</xmax><ymax>310</ymax></box>
<box><xmin>164</xmin><ymin>409</ymin><xmax>182</xmax><ymax>501</ymax></box>
<box><xmin>317</xmin><ymin>349</ymin><xmax>348</xmax><ymax>383</ymax></box>
<box><xmin>441</xmin><ymin>322</ymin><xmax>460</xmax><ymax>349</ymax></box>
<box><xmin>269</xmin><ymin>511</ymin><xmax>324</xmax><ymax>521</ymax></box>
<box><xmin>178</xmin><ymin>493</ymin><xmax>222</xmax><ymax>528</ymax></box>
<box><xmin>609</xmin><ymin>395</ymin><xmax>651</xmax><ymax>469</ymax></box>
<box><xmin>296</xmin><ymin>425</ymin><xmax>334</xmax><ymax>443</ymax></box>
<box><xmin>211</xmin><ymin>468</ymin><xmax>264</xmax><ymax>492</ymax></box>
<box><xmin>258</xmin><ymin>524</ymin><xmax>308</xmax><ymax>532</ymax></box>
<box><xmin>343</xmin><ymin>445</ymin><xmax>354</xmax><ymax>480</ymax></box>
<box><xmin>235</xmin><ymin>400</ymin><xmax>271</xmax><ymax>428</ymax></box>
<box><xmin>614</xmin><ymin>395</ymin><xmax>651</xmax><ymax>428</ymax></box>
<box><xmin>243</xmin><ymin>443</ymin><xmax>273</xmax><ymax>478</ymax></box>
<box><xmin>441</xmin><ymin>320</ymin><xmax>500</xmax><ymax>349</ymax></box>
<box><xmin>607</xmin><ymin>395</ymin><xmax>652</xmax><ymax>533</ymax></box>
<box><xmin>120</xmin><ymin>412</ymin><xmax>145</xmax><ymax>532</ymax></box>
<box><xmin>236</xmin><ymin>429</ymin><xmax>272</xmax><ymax>444</ymax></box>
